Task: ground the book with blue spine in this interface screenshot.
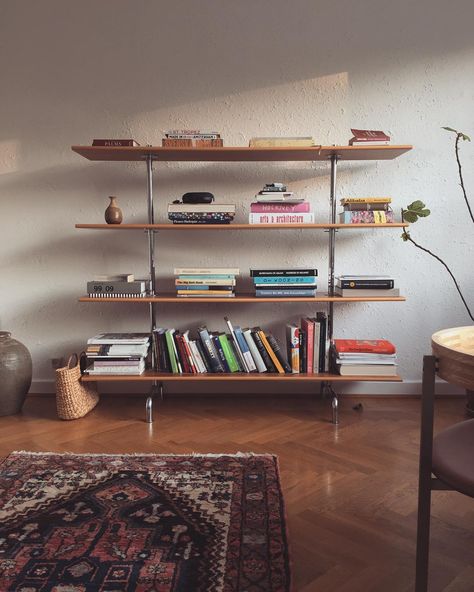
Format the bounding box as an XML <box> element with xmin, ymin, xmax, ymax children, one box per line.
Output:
<box><xmin>255</xmin><ymin>288</ymin><xmax>317</xmax><ymax>297</ymax></box>
<box><xmin>253</xmin><ymin>275</ymin><xmax>317</xmax><ymax>285</ymax></box>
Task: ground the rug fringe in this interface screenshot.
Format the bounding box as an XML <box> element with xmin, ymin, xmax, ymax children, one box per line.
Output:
<box><xmin>11</xmin><ymin>450</ymin><xmax>276</xmax><ymax>459</ymax></box>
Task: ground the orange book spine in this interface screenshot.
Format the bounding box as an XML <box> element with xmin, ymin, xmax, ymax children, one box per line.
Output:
<box><xmin>258</xmin><ymin>331</ymin><xmax>285</xmax><ymax>374</ymax></box>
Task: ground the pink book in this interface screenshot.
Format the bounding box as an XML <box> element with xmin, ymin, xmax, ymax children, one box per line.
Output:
<box><xmin>250</xmin><ymin>202</ymin><xmax>311</xmax><ymax>213</ymax></box>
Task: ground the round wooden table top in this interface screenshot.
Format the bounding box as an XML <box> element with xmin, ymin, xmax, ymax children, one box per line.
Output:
<box><xmin>431</xmin><ymin>326</ymin><xmax>474</xmax><ymax>391</ymax></box>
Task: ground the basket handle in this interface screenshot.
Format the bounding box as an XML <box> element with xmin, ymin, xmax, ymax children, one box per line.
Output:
<box><xmin>67</xmin><ymin>353</ymin><xmax>79</xmax><ymax>369</ymax></box>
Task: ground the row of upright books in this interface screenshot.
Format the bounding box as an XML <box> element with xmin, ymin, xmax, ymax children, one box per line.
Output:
<box><xmin>174</xmin><ymin>268</ymin><xmax>239</xmax><ymax>298</ymax></box>
<box><xmin>251</xmin><ymin>267</ymin><xmax>317</xmax><ymax>298</ymax></box>
<box><xmin>339</xmin><ymin>197</ymin><xmax>394</xmax><ymax>224</ymax></box>
<box><xmin>153</xmin><ymin>318</ymin><xmax>292</xmax><ymax>374</ymax></box>
<box><xmin>81</xmin><ymin>331</ymin><xmax>396</xmax><ymax>377</ymax></box>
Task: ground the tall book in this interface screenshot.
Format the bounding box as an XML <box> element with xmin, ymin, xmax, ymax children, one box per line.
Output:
<box><xmin>286</xmin><ymin>325</ymin><xmax>300</xmax><ymax>374</ymax></box>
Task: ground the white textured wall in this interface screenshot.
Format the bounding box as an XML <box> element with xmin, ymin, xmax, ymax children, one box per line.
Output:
<box><xmin>1</xmin><ymin>0</ymin><xmax>473</xmax><ymax>394</ymax></box>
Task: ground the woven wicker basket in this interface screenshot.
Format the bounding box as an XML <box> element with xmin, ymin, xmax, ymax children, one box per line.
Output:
<box><xmin>55</xmin><ymin>353</ymin><xmax>99</xmax><ymax>420</ymax></box>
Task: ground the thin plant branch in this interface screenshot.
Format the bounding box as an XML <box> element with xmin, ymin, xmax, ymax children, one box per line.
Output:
<box><xmin>454</xmin><ymin>133</ymin><xmax>474</xmax><ymax>223</ymax></box>
<box><xmin>402</xmin><ymin>231</ymin><xmax>473</xmax><ymax>321</ymax></box>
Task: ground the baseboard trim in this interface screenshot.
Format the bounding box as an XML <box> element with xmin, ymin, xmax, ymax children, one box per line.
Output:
<box><xmin>30</xmin><ymin>378</ymin><xmax>465</xmax><ymax>397</ymax></box>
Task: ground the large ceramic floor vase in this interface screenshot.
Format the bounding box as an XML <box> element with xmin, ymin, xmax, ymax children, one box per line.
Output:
<box><xmin>0</xmin><ymin>331</ymin><xmax>32</xmax><ymax>415</ymax></box>
<box><xmin>431</xmin><ymin>326</ymin><xmax>474</xmax><ymax>415</ymax></box>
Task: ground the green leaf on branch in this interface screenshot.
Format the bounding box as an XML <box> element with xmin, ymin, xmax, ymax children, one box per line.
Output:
<box><xmin>402</xmin><ymin>200</ymin><xmax>431</xmax><ymax>223</ymax></box>
<box><xmin>442</xmin><ymin>126</ymin><xmax>471</xmax><ymax>142</ymax></box>
<box><xmin>401</xmin><ymin>231</ymin><xmax>410</xmax><ymax>241</ymax></box>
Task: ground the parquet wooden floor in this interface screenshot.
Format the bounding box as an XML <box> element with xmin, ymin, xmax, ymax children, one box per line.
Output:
<box><xmin>0</xmin><ymin>395</ymin><xmax>473</xmax><ymax>591</ymax></box>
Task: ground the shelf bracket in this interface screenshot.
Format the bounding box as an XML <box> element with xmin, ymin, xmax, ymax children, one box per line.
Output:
<box><xmin>322</xmin><ymin>382</ymin><xmax>339</xmax><ymax>425</ymax></box>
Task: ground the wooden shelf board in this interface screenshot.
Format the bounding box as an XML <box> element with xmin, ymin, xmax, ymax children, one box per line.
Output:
<box><xmin>81</xmin><ymin>371</ymin><xmax>402</xmax><ymax>383</ymax></box>
<box><xmin>72</xmin><ymin>145</ymin><xmax>412</xmax><ymax>162</ymax></box>
<box><xmin>79</xmin><ymin>293</ymin><xmax>406</xmax><ymax>303</ymax></box>
<box><xmin>76</xmin><ymin>223</ymin><xmax>408</xmax><ymax>230</ymax></box>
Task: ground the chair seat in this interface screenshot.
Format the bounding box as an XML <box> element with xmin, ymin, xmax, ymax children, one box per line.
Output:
<box><xmin>432</xmin><ymin>419</ymin><xmax>474</xmax><ymax>497</ymax></box>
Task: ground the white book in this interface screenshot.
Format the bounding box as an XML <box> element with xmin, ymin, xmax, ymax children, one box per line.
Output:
<box><xmin>243</xmin><ymin>329</ymin><xmax>267</xmax><ymax>373</ymax></box>
<box><xmin>182</xmin><ymin>330</ymin><xmax>198</xmax><ymax>374</ymax></box>
<box><xmin>249</xmin><ymin>213</ymin><xmax>314</xmax><ymax>224</ymax></box>
<box><xmin>256</xmin><ymin>195</ymin><xmax>305</xmax><ymax>203</ymax></box>
<box><xmin>189</xmin><ymin>340</ymin><xmax>207</xmax><ymax>373</ymax></box>
<box><xmin>224</xmin><ymin>317</ymin><xmax>249</xmax><ymax>372</ymax></box>
<box><xmin>174</xmin><ymin>267</ymin><xmax>240</xmax><ymax>276</ymax></box>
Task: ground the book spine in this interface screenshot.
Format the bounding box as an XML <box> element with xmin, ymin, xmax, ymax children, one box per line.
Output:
<box><xmin>266</xmin><ymin>333</ymin><xmax>292</xmax><ymax>374</ymax></box>
<box><xmin>299</xmin><ymin>329</ymin><xmax>307</xmax><ymax>373</ymax></box>
<box><xmin>166</xmin><ymin>134</ymin><xmax>221</xmax><ymax>140</ymax></box>
<box><xmin>343</xmin><ymin>203</ymin><xmax>390</xmax><ymax>211</ymax></box>
<box><xmin>250</xmin><ymin>269</ymin><xmax>317</xmax><ymax>277</ymax></box>
<box><xmin>258</xmin><ymin>332</ymin><xmax>285</xmax><ymax>374</ymax></box>
<box><xmin>160</xmin><ymin>331</ymin><xmax>171</xmax><ymax>372</ymax></box>
<box><xmin>182</xmin><ymin>332</ymin><xmax>198</xmax><ymax>373</ymax></box>
<box><xmin>195</xmin><ymin>339</ymin><xmax>212</xmax><ymax>373</ymax></box>
<box><xmin>251</xmin><ymin>330</ymin><xmax>276</xmax><ymax>372</ymax></box>
<box><xmin>92</xmin><ymin>139</ymin><xmax>138</xmax><ymax>146</ymax></box>
<box><xmin>312</xmin><ymin>319</ymin><xmax>321</xmax><ymax>374</ymax></box>
<box><xmin>316</xmin><ymin>312</ymin><xmax>327</xmax><ymax>373</ymax></box>
<box><xmin>165</xmin><ymin>331</ymin><xmax>179</xmax><ymax>374</ymax></box>
<box><xmin>337</xmin><ymin>279</ymin><xmax>394</xmax><ymax>289</ymax></box>
<box><xmin>254</xmin><ymin>276</ymin><xmax>316</xmax><ymax>285</ymax></box>
<box><xmin>341</xmin><ymin>198</ymin><xmax>392</xmax><ymax>204</ymax></box>
<box><xmin>243</xmin><ymin>330</ymin><xmax>267</xmax><ymax>373</ymax></box>
<box><xmin>249</xmin><ymin>213</ymin><xmax>314</xmax><ymax>224</ymax></box>
<box><xmin>228</xmin><ymin>339</ymin><xmax>245</xmax><ymax>372</ymax></box>
<box><xmin>250</xmin><ymin>202</ymin><xmax>311</xmax><ymax>213</ymax></box>
<box><xmin>198</xmin><ymin>328</ymin><xmax>224</xmax><ymax>373</ymax></box>
<box><xmin>286</xmin><ymin>325</ymin><xmax>300</xmax><ymax>374</ymax></box>
<box><xmin>255</xmin><ymin>289</ymin><xmax>316</xmax><ymax>297</ymax></box>
<box><xmin>301</xmin><ymin>318</ymin><xmax>314</xmax><ymax>373</ymax></box>
<box><xmin>234</xmin><ymin>327</ymin><xmax>257</xmax><ymax>372</ymax></box>
<box><xmin>190</xmin><ymin>340</ymin><xmax>207</xmax><ymax>373</ymax></box>
<box><xmin>212</xmin><ymin>335</ymin><xmax>230</xmax><ymax>372</ymax></box>
<box><xmin>218</xmin><ymin>334</ymin><xmax>240</xmax><ymax>372</ymax></box>
<box><xmin>174</xmin><ymin>268</ymin><xmax>239</xmax><ymax>276</ymax></box>
<box><xmin>176</xmin><ymin>279</ymin><xmax>236</xmax><ymax>286</ymax></box>
<box><xmin>162</xmin><ymin>138</ymin><xmax>224</xmax><ymax>147</ymax></box>
<box><xmin>175</xmin><ymin>333</ymin><xmax>192</xmax><ymax>374</ymax></box>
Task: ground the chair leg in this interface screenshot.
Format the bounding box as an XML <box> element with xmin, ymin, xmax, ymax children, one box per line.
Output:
<box><xmin>415</xmin><ymin>355</ymin><xmax>437</xmax><ymax>592</ymax></box>
<box><xmin>415</xmin><ymin>473</ymin><xmax>432</xmax><ymax>592</ymax></box>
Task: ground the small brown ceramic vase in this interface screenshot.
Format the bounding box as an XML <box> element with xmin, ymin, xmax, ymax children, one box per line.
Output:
<box><xmin>104</xmin><ymin>196</ymin><xmax>123</xmax><ymax>224</ymax></box>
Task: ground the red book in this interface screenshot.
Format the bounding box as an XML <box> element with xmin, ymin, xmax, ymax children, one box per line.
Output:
<box><xmin>301</xmin><ymin>318</ymin><xmax>314</xmax><ymax>373</ymax></box>
<box><xmin>334</xmin><ymin>339</ymin><xmax>396</xmax><ymax>354</ymax></box>
<box><xmin>250</xmin><ymin>202</ymin><xmax>311</xmax><ymax>213</ymax></box>
<box><xmin>349</xmin><ymin>129</ymin><xmax>390</xmax><ymax>144</ymax></box>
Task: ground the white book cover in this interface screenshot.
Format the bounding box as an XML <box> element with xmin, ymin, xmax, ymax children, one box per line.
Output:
<box><xmin>243</xmin><ymin>329</ymin><xmax>266</xmax><ymax>373</ymax></box>
<box><xmin>249</xmin><ymin>213</ymin><xmax>314</xmax><ymax>224</ymax></box>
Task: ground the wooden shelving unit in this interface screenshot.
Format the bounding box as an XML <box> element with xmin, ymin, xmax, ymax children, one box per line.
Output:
<box><xmin>81</xmin><ymin>371</ymin><xmax>402</xmax><ymax>383</ymax></box>
<box><xmin>76</xmin><ymin>223</ymin><xmax>409</xmax><ymax>230</ymax></box>
<box><xmin>79</xmin><ymin>294</ymin><xmax>406</xmax><ymax>303</ymax></box>
<box><xmin>73</xmin><ymin>143</ymin><xmax>413</xmax><ymax>423</ymax></box>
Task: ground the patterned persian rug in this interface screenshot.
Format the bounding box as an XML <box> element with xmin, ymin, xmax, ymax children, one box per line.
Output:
<box><xmin>0</xmin><ymin>452</ymin><xmax>290</xmax><ymax>591</ymax></box>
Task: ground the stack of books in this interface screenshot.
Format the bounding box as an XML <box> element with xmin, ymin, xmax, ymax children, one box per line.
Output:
<box><xmin>174</xmin><ymin>267</ymin><xmax>239</xmax><ymax>298</ymax></box>
<box><xmin>162</xmin><ymin>130</ymin><xmax>223</xmax><ymax>148</ymax></box>
<box><xmin>152</xmin><ymin>317</ymin><xmax>292</xmax><ymax>374</ymax></box>
<box><xmin>348</xmin><ymin>129</ymin><xmax>391</xmax><ymax>146</ymax></box>
<box><xmin>286</xmin><ymin>313</ymin><xmax>328</xmax><ymax>374</ymax></box>
<box><xmin>339</xmin><ymin>197</ymin><xmax>394</xmax><ymax>224</ymax></box>
<box><xmin>332</xmin><ymin>339</ymin><xmax>398</xmax><ymax>376</ymax></box>
<box><xmin>168</xmin><ymin>202</ymin><xmax>235</xmax><ymax>224</ymax></box>
<box><xmin>84</xmin><ymin>333</ymin><xmax>150</xmax><ymax>375</ymax></box>
<box><xmin>249</xmin><ymin>137</ymin><xmax>315</xmax><ymax>147</ymax></box>
<box><xmin>249</xmin><ymin>183</ymin><xmax>314</xmax><ymax>224</ymax></box>
<box><xmin>335</xmin><ymin>275</ymin><xmax>399</xmax><ymax>297</ymax></box>
<box><xmin>251</xmin><ymin>267</ymin><xmax>317</xmax><ymax>297</ymax></box>
<box><xmin>86</xmin><ymin>274</ymin><xmax>151</xmax><ymax>298</ymax></box>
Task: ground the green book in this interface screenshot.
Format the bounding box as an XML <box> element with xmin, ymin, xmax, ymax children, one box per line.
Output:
<box><xmin>218</xmin><ymin>333</ymin><xmax>240</xmax><ymax>372</ymax></box>
<box><xmin>165</xmin><ymin>330</ymin><xmax>179</xmax><ymax>374</ymax></box>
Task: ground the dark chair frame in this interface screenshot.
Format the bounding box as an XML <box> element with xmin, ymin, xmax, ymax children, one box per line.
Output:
<box><xmin>415</xmin><ymin>354</ymin><xmax>472</xmax><ymax>591</ymax></box>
